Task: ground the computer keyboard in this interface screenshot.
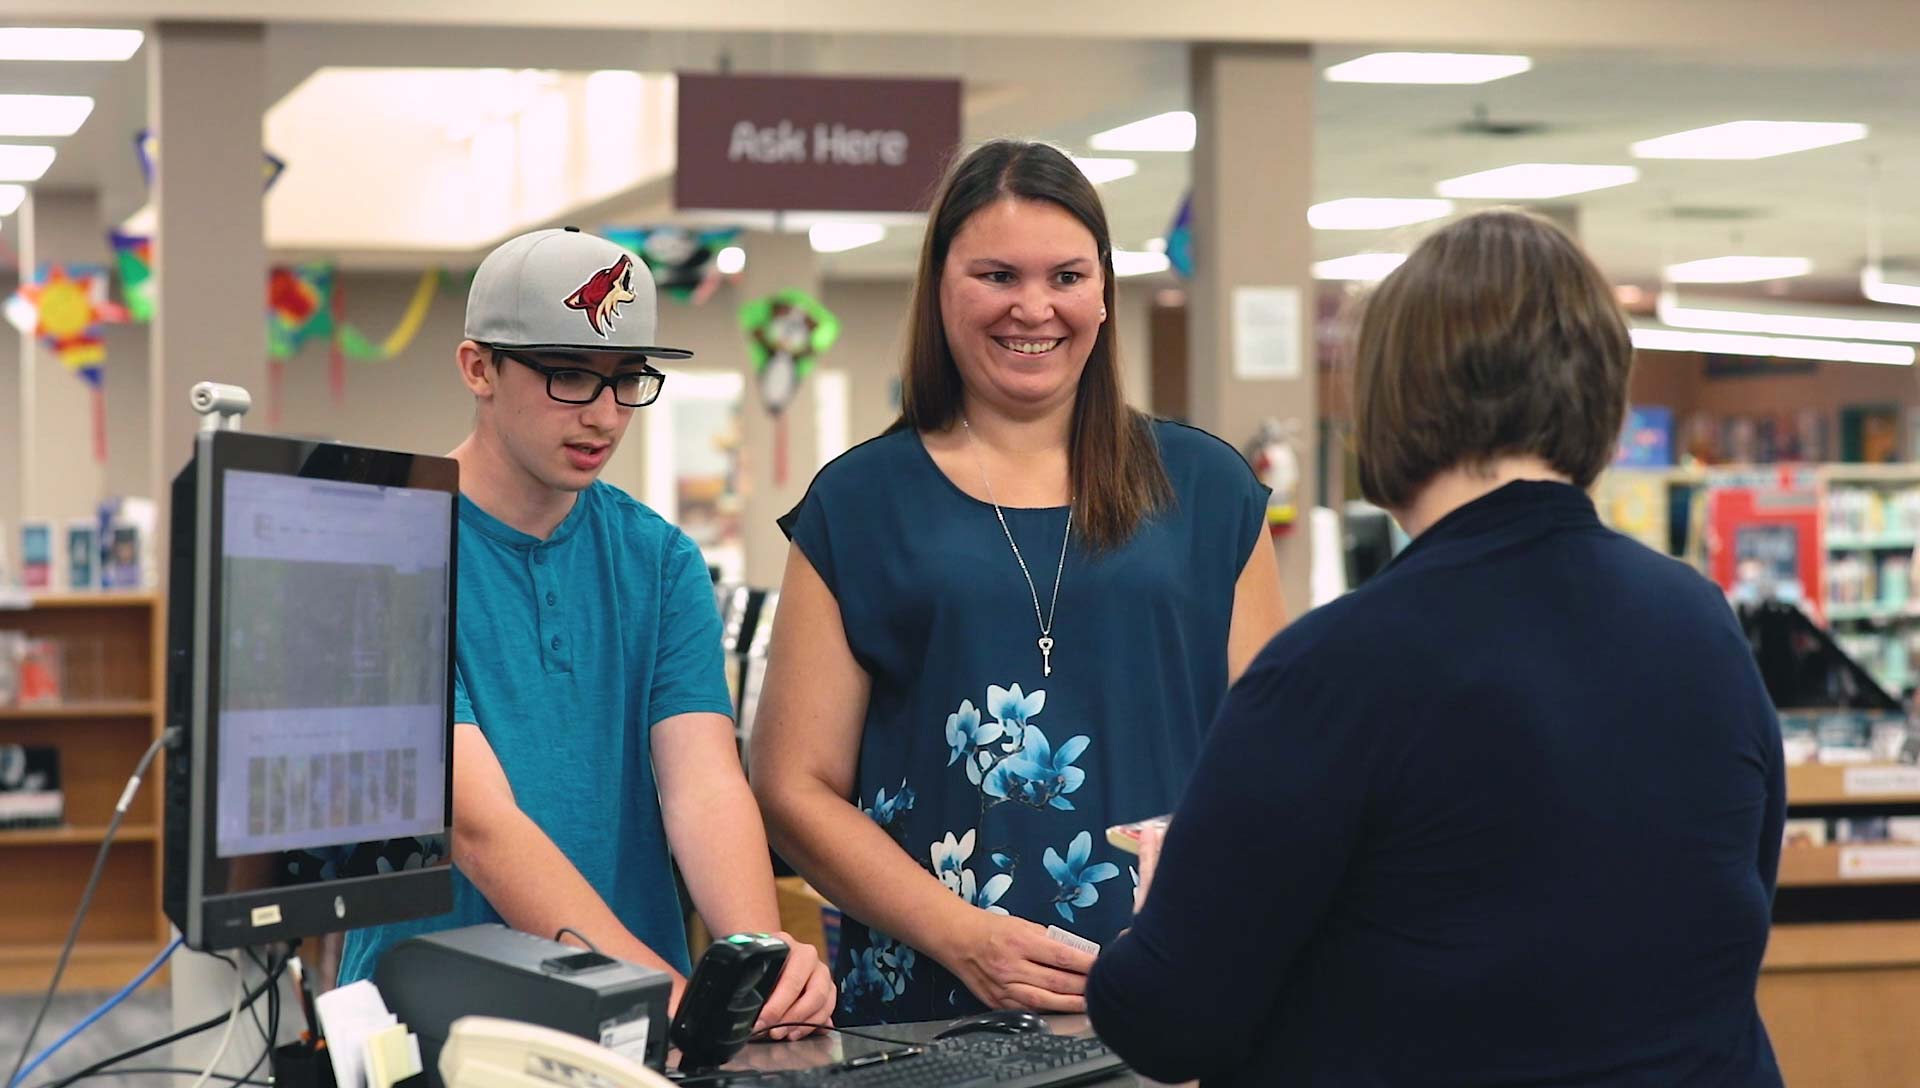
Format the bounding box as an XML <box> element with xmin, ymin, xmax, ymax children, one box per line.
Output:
<box><xmin>760</xmin><ymin>1033</ymin><xmax>1126</xmax><ymax>1088</ymax></box>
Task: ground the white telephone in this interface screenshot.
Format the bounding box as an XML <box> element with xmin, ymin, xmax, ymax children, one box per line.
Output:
<box><xmin>439</xmin><ymin>1016</ymin><xmax>675</xmax><ymax>1088</ymax></box>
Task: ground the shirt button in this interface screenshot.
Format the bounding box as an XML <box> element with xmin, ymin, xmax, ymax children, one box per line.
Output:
<box><xmin>546</xmin><ymin>592</ymin><xmax>557</xmax><ymax>607</ymax></box>
<box><xmin>550</xmin><ymin>635</ymin><xmax>563</xmax><ymax>651</ymax></box>
<box><xmin>533</xmin><ymin>552</ymin><xmax>546</xmax><ymax>566</ymax></box>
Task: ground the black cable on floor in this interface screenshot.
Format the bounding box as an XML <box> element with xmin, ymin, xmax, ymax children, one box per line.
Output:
<box><xmin>32</xmin><ymin>955</ymin><xmax>284</xmax><ymax>1088</ymax></box>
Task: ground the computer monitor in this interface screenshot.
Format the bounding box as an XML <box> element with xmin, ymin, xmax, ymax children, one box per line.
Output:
<box><xmin>163</xmin><ymin>430</ymin><xmax>460</xmax><ymax>951</ymax></box>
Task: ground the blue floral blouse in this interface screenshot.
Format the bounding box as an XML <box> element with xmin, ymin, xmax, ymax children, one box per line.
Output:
<box><xmin>779</xmin><ymin>419</ymin><xmax>1269</xmax><ymax>1024</ymax></box>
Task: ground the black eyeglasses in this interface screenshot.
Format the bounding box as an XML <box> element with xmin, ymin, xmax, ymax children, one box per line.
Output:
<box><xmin>492</xmin><ymin>348</ymin><xmax>666</xmax><ymax>408</ymax></box>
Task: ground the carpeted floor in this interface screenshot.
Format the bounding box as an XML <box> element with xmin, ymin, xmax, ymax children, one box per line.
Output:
<box><xmin>0</xmin><ymin>986</ymin><xmax>278</xmax><ymax>1088</ymax></box>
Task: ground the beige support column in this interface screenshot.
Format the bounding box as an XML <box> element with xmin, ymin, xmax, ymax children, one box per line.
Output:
<box><xmin>1187</xmin><ymin>43</ymin><xmax>1317</xmax><ymax>615</ymax></box>
<box><xmin>18</xmin><ymin>189</ymin><xmax>111</xmax><ymax>527</ymax></box>
<box><xmin>153</xmin><ymin>21</ymin><xmax>278</xmax><ymax>1079</ymax></box>
<box><xmin>147</xmin><ymin>21</ymin><xmax>268</xmax><ymax>511</ymax></box>
<box><xmin>0</xmin><ymin>287</ymin><xmax>16</xmax><ymax>555</ymax></box>
<box><xmin>737</xmin><ymin>230</ymin><xmax>822</xmax><ymax>588</ymax></box>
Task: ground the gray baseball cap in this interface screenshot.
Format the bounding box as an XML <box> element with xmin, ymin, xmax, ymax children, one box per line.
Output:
<box><xmin>464</xmin><ymin>227</ymin><xmax>693</xmax><ymax>359</ymax></box>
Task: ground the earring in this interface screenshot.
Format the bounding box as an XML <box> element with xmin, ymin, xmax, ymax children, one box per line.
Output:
<box><xmin>1099</xmin><ymin>307</ymin><xmax>1108</xmax><ymax>320</ymax></box>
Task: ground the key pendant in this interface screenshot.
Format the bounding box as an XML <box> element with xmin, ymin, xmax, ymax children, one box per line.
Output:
<box><xmin>1038</xmin><ymin>636</ymin><xmax>1054</xmax><ymax>677</ymax></box>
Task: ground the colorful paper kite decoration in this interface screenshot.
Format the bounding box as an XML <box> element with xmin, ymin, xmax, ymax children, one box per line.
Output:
<box><xmin>605</xmin><ymin>226</ymin><xmax>740</xmax><ymax>305</ymax></box>
<box><xmin>16</xmin><ymin>265</ymin><xmax>129</xmax><ymax>463</ymax></box>
<box><xmin>108</xmin><ymin>231</ymin><xmax>154</xmax><ymax>322</ymax></box>
<box><xmin>1164</xmin><ymin>193</ymin><xmax>1193</xmax><ymax>280</ymax></box>
<box><xmin>740</xmin><ymin>288</ymin><xmax>839</xmax><ymax>485</ymax></box>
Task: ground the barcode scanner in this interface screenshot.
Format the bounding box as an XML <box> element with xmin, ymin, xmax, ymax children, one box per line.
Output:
<box><xmin>669</xmin><ymin>933</ymin><xmax>791</xmax><ymax>1073</ymax></box>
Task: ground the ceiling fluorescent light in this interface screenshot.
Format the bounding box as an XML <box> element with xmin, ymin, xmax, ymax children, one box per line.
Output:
<box><xmin>1308</xmin><ymin>197</ymin><xmax>1453</xmax><ymax>230</ymax></box>
<box><xmin>0</xmin><ymin>28</ymin><xmax>143</xmax><ymax>61</ymax></box>
<box><xmin>0</xmin><ymin>144</ymin><xmax>55</xmax><ymax>182</ymax></box>
<box><xmin>808</xmin><ymin>222</ymin><xmax>885</xmax><ymax>254</ymax></box>
<box><xmin>1313</xmin><ymin>253</ymin><xmax>1406</xmax><ymax>281</ymax></box>
<box><xmin>1663</xmin><ymin>256</ymin><xmax>1811</xmax><ymax>284</ymax></box>
<box><xmin>1323</xmin><ymin>52</ymin><xmax>1531</xmax><ymax>84</ymax></box>
<box><xmin>1631</xmin><ymin>326</ymin><xmax>1913</xmax><ymax>366</ymax></box>
<box><xmin>0</xmin><ymin>94</ymin><xmax>94</xmax><ymax>137</ymax></box>
<box><xmin>1632</xmin><ymin>120</ymin><xmax>1867</xmax><ymax>160</ymax></box>
<box><xmin>1863</xmin><ymin>266</ymin><xmax>1920</xmax><ymax>308</ymax></box>
<box><xmin>1112</xmin><ymin>249</ymin><xmax>1171</xmax><ymax>277</ymax></box>
<box><xmin>0</xmin><ymin>184</ymin><xmax>24</xmax><ymax>216</ymax></box>
<box><xmin>1657</xmin><ymin>292</ymin><xmax>1920</xmax><ymax>343</ymax></box>
<box><xmin>1436</xmin><ymin>163</ymin><xmax>1638</xmax><ymax>199</ymax></box>
<box><xmin>1070</xmin><ymin>156</ymin><xmax>1138</xmax><ymax>185</ymax></box>
<box><xmin>1088</xmin><ymin>111</ymin><xmax>1194</xmax><ymax>152</ymax></box>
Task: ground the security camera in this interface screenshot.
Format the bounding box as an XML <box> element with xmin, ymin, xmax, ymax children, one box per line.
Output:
<box><xmin>190</xmin><ymin>382</ymin><xmax>252</xmax><ymax>431</ymax></box>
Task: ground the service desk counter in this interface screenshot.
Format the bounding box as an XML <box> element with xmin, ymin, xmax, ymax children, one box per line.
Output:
<box><xmin>715</xmin><ymin>1015</ymin><xmax>1180</xmax><ymax>1086</ymax></box>
<box><xmin>1760</xmin><ymin>920</ymin><xmax>1920</xmax><ymax>1087</ymax></box>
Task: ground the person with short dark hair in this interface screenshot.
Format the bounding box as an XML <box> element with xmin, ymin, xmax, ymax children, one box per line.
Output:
<box><xmin>1087</xmin><ymin>209</ymin><xmax>1785</xmax><ymax>1086</ymax></box>
<box><xmin>751</xmin><ymin>140</ymin><xmax>1286</xmax><ymax>1025</ymax></box>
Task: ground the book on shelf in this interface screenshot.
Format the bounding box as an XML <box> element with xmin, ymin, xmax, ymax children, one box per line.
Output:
<box><xmin>16</xmin><ymin>638</ymin><xmax>63</xmax><ymax>705</ymax></box>
<box><xmin>20</xmin><ymin>521</ymin><xmax>52</xmax><ymax>591</ymax></box>
<box><xmin>0</xmin><ymin>745</ymin><xmax>63</xmax><ymax>829</ymax></box>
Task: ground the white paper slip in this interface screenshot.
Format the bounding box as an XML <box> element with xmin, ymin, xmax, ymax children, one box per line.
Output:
<box><xmin>315</xmin><ymin>978</ymin><xmax>398</xmax><ymax>1088</ymax></box>
<box><xmin>1046</xmin><ymin>925</ymin><xmax>1100</xmax><ymax>956</ymax></box>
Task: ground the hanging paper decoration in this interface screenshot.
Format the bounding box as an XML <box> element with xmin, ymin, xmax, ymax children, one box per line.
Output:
<box><xmin>268</xmin><ymin>264</ymin><xmax>335</xmax><ymax>358</ymax></box>
<box><xmin>108</xmin><ymin>231</ymin><xmax>154</xmax><ymax>322</ymax></box>
<box><xmin>136</xmin><ymin>128</ymin><xmax>285</xmax><ymax>192</ymax></box>
<box><xmin>740</xmin><ymin>289</ymin><xmax>839</xmax><ymax>486</ymax></box>
<box><xmin>604</xmin><ymin>226</ymin><xmax>740</xmax><ymax>305</ymax></box>
<box><xmin>1164</xmin><ymin>193</ymin><xmax>1193</xmax><ymax>280</ymax></box>
<box><xmin>337</xmin><ymin>270</ymin><xmax>442</xmax><ymax>360</ymax></box>
<box><xmin>266</xmin><ymin>264</ymin><xmax>338</xmax><ymax>422</ymax></box>
<box><xmin>15</xmin><ymin>265</ymin><xmax>129</xmax><ymax>464</ymax></box>
<box><xmin>116</xmin><ymin>129</ymin><xmax>285</xmax><ymax>322</ymax></box>
<box><xmin>260</xmin><ymin>266</ymin><xmax>447</xmax><ymax>418</ymax></box>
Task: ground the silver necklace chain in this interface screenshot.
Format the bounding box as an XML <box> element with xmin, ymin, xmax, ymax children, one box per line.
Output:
<box><xmin>962</xmin><ymin>417</ymin><xmax>1071</xmax><ymax>677</ymax></box>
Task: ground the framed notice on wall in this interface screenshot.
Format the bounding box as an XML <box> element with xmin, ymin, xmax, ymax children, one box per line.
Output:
<box><xmin>1231</xmin><ymin>286</ymin><xmax>1302</xmax><ymax>381</ymax></box>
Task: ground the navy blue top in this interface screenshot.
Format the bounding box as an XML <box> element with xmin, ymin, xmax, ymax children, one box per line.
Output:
<box><xmin>781</xmin><ymin>420</ymin><xmax>1269</xmax><ymax>1025</ymax></box>
<box><xmin>1088</xmin><ymin>481</ymin><xmax>1785</xmax><ymax>1087</ymax></box>
<box><xmin>339</xmin><ymin>482</ymin><xmax>735</xmax><ymax>985</ymax></box>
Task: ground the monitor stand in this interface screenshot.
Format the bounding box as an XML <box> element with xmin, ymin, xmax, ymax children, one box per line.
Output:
<box><xmin>168</xmin><ymin>931</ymin><xmax>304</xmax><ymax>1081</ymax></box>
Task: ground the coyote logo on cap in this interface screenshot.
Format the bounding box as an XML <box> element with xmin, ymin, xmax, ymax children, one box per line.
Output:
<box><xmin>563</xmin><ymin>255</ymin><xmax>637</xmax><ymax>337</ymax></box>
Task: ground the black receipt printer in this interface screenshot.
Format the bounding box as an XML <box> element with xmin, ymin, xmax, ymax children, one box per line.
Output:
<box><xmin>375</xmin><ymin>924</ymin><xmax>674</xmax><ymax>1086</ymax></box>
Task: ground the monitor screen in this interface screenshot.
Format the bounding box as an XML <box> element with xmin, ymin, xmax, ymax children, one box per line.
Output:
<box><xmin>165</xmin><ymin>430</ymin><xmax>459</xmax><ymax>950</ymax></box>
<box><xmin>216</xmin><ymin>469</ymin><xmax>451</xmax><ymax>859</ymax></box>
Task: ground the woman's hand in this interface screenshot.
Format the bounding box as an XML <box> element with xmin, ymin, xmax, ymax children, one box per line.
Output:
<box><xmin>943</xmin><ymin>910</ymin><xmax>1096</xmax><ymax>1012</ymax></box>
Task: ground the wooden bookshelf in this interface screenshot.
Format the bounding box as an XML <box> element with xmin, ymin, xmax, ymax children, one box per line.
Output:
<box><xmin>0</xmin><ymin>940</ymin><xmax>169</xmax><ymax>992</ymax></box>
<box><xmin>1788</xmin><ymin>763</ymin><xmax>1920</xmax><ymax>806</ymax></box>
<box><xmin>0</xmin><ymin>592</ymin><xmax>169</xmax><ymax>993</ymax></box>
<box><xmin>1779</xmin><ymin>843</ymin><xmax>1920</xmax><ymax>887</ymax></box>
<box><xmin>0</xmin><ymin>825</ymin><xmax>158</xmax><ymax>846</ymax></box>
<box><xmin>0</xmin><ymin>701</ymin><xmax>156</xmax><ymax>721</ymax></box>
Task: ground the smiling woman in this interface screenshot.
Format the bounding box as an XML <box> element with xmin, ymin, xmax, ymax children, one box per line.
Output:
<box><xmin>749</xmin><ymin>139</ymin><xmax>1289</xmax><ymax>1027</ymax></box>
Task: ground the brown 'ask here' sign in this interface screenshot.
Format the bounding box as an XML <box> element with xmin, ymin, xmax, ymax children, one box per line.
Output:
<box><xmin>674</xmin><ymin>72</ymin><xmax>962</xmax><ymax>214</ymax></box>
